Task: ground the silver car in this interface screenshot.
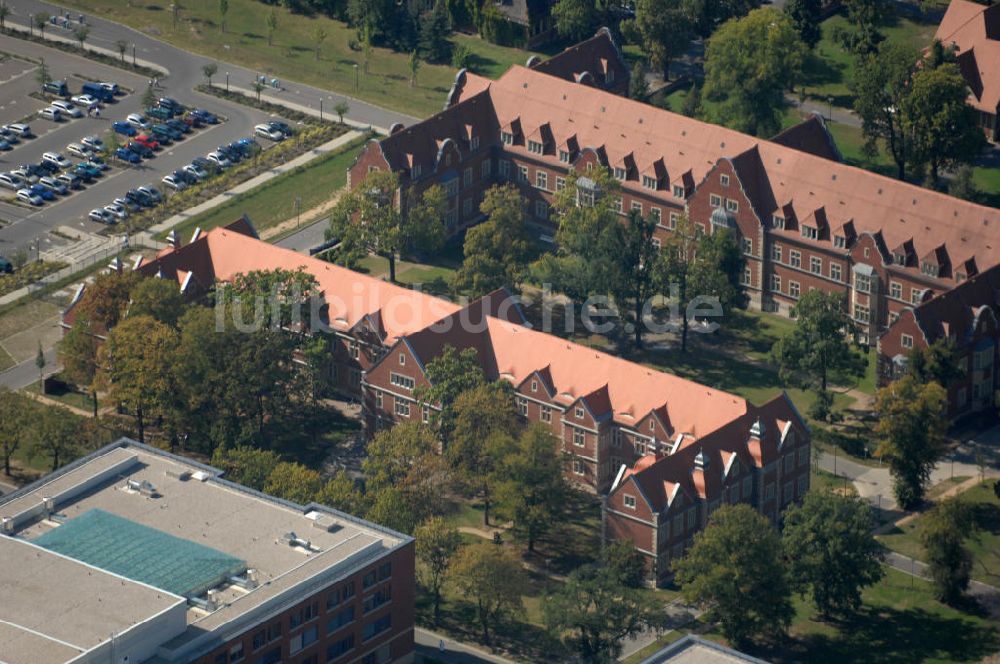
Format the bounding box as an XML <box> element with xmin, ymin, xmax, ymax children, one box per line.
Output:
<box><xmin>39</xmin><ymin>176</ymin><xmax>68</xmax><ymax>195</ymax></box>
<box><xmin>0</xmin><ymin>172</ymin><xmax>25</xmax><ymax>190</ymax></box>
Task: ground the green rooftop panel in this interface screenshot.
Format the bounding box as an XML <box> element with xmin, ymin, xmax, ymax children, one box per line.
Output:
<box><xmin>33</xmin><ymin>509</ymin><xmax>246</xmax><ymax>597</ymax></box>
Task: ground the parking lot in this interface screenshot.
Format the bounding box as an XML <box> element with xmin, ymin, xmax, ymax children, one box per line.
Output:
<box><xmin>0</xmin><ymin>35</ymin><xmax>292</xmax><ymax>253</ymax></box>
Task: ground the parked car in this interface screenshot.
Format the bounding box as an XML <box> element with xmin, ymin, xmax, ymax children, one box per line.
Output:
<box><xmin>182</xmin><ymin>113</ymin><xmax>204</xmax><ymax>128</ymax></box>
<box><xmin>50</xmin><ymin>100</ymin><xmax>83</xmax><ymax>118</ymax></box>
<box><xmin>43</xmin><ymin>80</ymin><xmax>69</xmax><ymax>97</ymax></box>
<box><xmin>161</xmin><ymin>174</ymin><xmax>187</xmax><ymax>191</ymax></box>
<box><xmin>0</xmin><ymin>256</ymin><xmax>12</xmax><ymax>273</ymax></box>
<box><xmin>0</xmin><ymin>129</ymin><xmax>20</xmax><ymax>144</ymax></box>
<box><xmin>36</xmin><ymin>160</ymin><xmax>59</xmax><ymax>175</ymax></box>
<box><xmin>42</xmin><ymin>152</ymin><xmax>72</xmax><ymax>170</ymax></box>
<box><xmin>104</xmin><ymin>203</ymin><xmax>128</xmax><ymax>220</ymax></box>
<box><xmin>72</xmin><ymin>162</ymin><xmax>101</xmax><ymax>181</ymax></box>
<box><xmin>38</xmin><ymin>176</ymin><xmax>68</xmax><ymax>195</ymax></box>
<box><xmin>9</xmin><ymin>167</ymin><xmax>35</xmax><ymax>184</ymax></box>
<box><xmin>137</xmin><ymin>185</ymin><xmax>162</xmax><ymax>203</ymax></box>
<box><xmin>184</xmin><ymin>163</ymin><xmax>208</xmax><ymax>181</ymax></box>
<box><xmin>125</xmin><ymin>189</ymin><xmax>153</xmax><ymax>208</ymax></box>
<box><xmin>66</xmin><ymin>142</ymin><xmax>92</xmax><ymax>159</ymax></box>
<box><xmin>126</xmin><ymin>113</ymin><xmax>151</xmax><ymax>130</ymax></box>
<box><xmin>206</xmin><ymin>151</ymin><xmax>231</xmax><ymax>169</ymax></box>
<box><xmin>80</xmin><ymin>135</ymin><xmax>105</xmax><ymax>152</ymax></box>
<box><xmin>4</xmin><ymin>123</ymin><xmax>31</xmax><ymax>138</ymax></box>
<box><xmin>267</xmin><ymin>120</ymin><xmax>293</xmax><ymax>136</ymax></box>
<box><xmin>0</xmin><ymin>173</ymin><xmax>25</xmax><ymax>190</ymax></box>
<box><xmin>191</xmin><ymin>156</ymin><xmax>215</xmax><ymax>172</ymax></box>
<box><xmin>57</xmin><ymin>173</ymin><xmax>82</xmax><ymax>190</ymax></box>
<box><xmin>127</xmin><ymin>142</ymin><xmax>153</xmax><ymax>159</ymax></box>
<box><xmin>88</xmin><ymin>208</ymin><xmax>115</xmax><ymax>224</ymax></box>
<box><xmin>100</xmin><ymin>82</ymin><xmax>119</xmax><ymax>96</ymax></box>
<box><xmin>113</xmin><ymin>121</ymin><xmax>137</xmax><ymax>136</ymax></box>
<box><xmin>151</xmin><ymin>124</ymin><xmax>182</xmax><ymax>142</ymax></box>
<box><xmin>82</xmin><ymin>81</ymin><xmax>114</xmax><ymax>103</ymax></box>
<box><xmin>134</xmin><ymin>134</ymin><xmax>159</xmax><ymax>151</ymax></box>
<box><xmin>39</xmin><ymin>107</ymin><xmax>62</xmax><ymax>122</ymax></box>
<box><xmin>86</xmin><ymin>156</ymin><xmax>109</xmax><ymax>171</ymax></box>
<box><xmin>115</xmin><ymin>147</ymin><xmax>141</xmax><ymax>164</ymax></box>
<box><xmin>0</xmin><ymin>139</ymin><xmax>11</xmax><ymax>151</ymax></box>
<box><xmin>216</xmin><ymin>144</ymin><xmax>241</xmax><ymax>163</ymax></box>
<box><xmin>166</xmin><ymin>118</ymin><xmax>191</xmax><ymax>134</ymax></box>
<box><xmin>71</xmin><ymin>94</ymin><xmax>100</xmax><ymax>109</ymax></box>
<box><xmin>148</xmin><ymin>126</ymin><xmax>173</xmax><ymax>145</ymax></box>
<box><xmin>21</xmin><ymin>164</ymin><xmax>51</xmax><ymax>181</ymax></box>
<box><xmin>114</xmin><ymin>196</ymin><xmax>139</xmax><ymax>212</ymax></box>
<box><xmin>189</xmin><ymin>109</ymin><xmax>219</xmax><ymax>124</ymax></box>
<box><xmin>254</xmin><ymin>123</ymin><xmax>284</xmax><ymax>141</ymax></box>
<box><xmin>158</xmin><ymin>97</ymin><xmax>183</xmax><ymax>113</ymax></box>
<box><xmin>17</xmin><ymin>188</ymin><xmax>43</xmax><ymax>206</ymax></box>
<box><xmin>28</xmin><ymin>183</ymin><xmax>55</xmax><ymax>202</ymax></box>
<box><xmin>146</xmin><ymin>106</ymin><xmax>173</xmax><ymax>121</ymax></box>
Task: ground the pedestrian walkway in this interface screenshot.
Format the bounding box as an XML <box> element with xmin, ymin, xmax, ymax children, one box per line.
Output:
<box><xmin>884</xmin><ymin>550</ymin><xmax>1000</xmax><ymax>615</ymax></box>
<box><xmin>228</xmin><ymin>84</ymin><xmax>389</xmax><ymax>135</ymax></box>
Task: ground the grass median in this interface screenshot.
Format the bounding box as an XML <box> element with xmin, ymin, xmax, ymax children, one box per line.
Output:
<box><xmin>157</xmin><ymin>134</ymin><xmax>368</xmax><ymax>242</ymax></box>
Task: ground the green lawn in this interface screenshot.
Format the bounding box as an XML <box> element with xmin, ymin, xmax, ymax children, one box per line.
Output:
<box><xmin>811</xmin><ymin>467</ymin><xmax>857</xmax><ymax>496</ymax></box>
<box><xmin>53</xmin><ymin>0</ymin><xmax>536</xmax><ymax>118</ymax></box>
<box><xmin>24</xmin><ymin>379</ymin><xmax>97</xmax><ymax>412</ymax></box>
<box><xmin>878</xmin><ymin>481</ymin><xmax>1000</xmax><ymax>587</ymax></box>
<box><xmin>700</xmin><ymin>566</ymin><xmax>1000</xmax><ymax>664</ymax></box>
<box><xmin>159</xmin><ymin>136</ymin><xmax>367</xmax><ymax>241</ymax></box>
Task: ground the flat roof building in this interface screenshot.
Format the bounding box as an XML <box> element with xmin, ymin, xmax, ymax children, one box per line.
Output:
<box><xmin>0</xmin><ymin>439</ymin><xmax>414</xmax><ymax>664</ymax></box>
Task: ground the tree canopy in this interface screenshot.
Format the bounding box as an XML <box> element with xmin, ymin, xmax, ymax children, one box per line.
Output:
<box><xmin>452</xmin><ymin>185</ymin><xmax>534</xmax><ymax>296</ymax></box>
<box><xmin>920</xmin><ymin>496</ymin><xmax>975</xmax><ymax>604</ymax></box>
<box><xmin>449</xmin><ymin>543</ymin><xmax>527</xmax><ymax>644</ymax></box>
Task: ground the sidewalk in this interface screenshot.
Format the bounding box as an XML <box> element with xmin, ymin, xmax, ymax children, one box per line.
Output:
<box><xmin>4</xmin><ymin>21</ymin><xmax>168</xmax><ymax>75</ymax></box>
<box><xmin>228</xmin><ymin>84</ymin><xmax>389</xmax><ymax>135</ymax></box>
<box><xmin>884</xmin><ymin>550</ymin><xmax>1000</xmax><ymax>613</ymax></box>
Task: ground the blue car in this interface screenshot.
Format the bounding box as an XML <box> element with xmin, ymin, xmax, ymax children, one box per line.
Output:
<box><xmin>115</xmin><ymin>147</ymin><xmax>141</xmax><ymax>164</ymax></box>
<box><xmin>29</xmin><ymin>183</ymin><xmax>56</xmax><ymax>201</ymax></box>
<box><xmin>0</xmin><ymin>139</ymin><xmax>10</xmax><ymax>151</ymax></box>
<box><xmin>112</xmin><ymin>121</ymin><xmax>137</xmax><ymax>137</ymax></box>
<box><xmin>189</xmin><ymin>109</ymin><xmax>219</xmax><ymax>124</ymax></box>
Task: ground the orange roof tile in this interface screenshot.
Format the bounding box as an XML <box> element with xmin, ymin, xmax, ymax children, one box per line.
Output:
<box><xmin>935</xmin><ymin>0</ymin><xmax>1000</xmax><ymax>113</ymax></box>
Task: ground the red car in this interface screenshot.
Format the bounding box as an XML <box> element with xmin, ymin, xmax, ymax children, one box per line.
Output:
<box><xmin>135</xmin><ymin>134</ymin><xmax>160</xmax><ymax>151</ymax></box>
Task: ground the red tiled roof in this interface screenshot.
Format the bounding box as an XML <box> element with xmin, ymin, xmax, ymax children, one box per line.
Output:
<box><xmin>895</xmin><ymin>260</ymin><xmax>1000</xmax><ymax>347</ymax></box>
<box><xmin>934</xmin><ymin>0</ymin><xmax>1000</xmax><ymax>113</ymax></box>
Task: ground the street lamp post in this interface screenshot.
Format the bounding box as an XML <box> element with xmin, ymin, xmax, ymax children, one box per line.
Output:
<box><xmin>828</xmin><ymin>96</ymin><xmax>834</xmax><ymax>123</ymax></box>
<box><xmin>320</xmin><ymin>98</ymin><xmax>323</xmax><ymax>121</ymax></box>
<box><xmin>225</xmin><ymin>72</ymin><xmax>229</xmax><ymax>92</ymax></box>
<box><xmin>353</xmin><ymin>64</ymin><xmax>359</xmax><ymax>92</ymax></box>
<box><xmin>132</xmin><ymin>43</ymin><xmax>136</xmax><ymax>66</ymax></box>
<box><xmin>29</xmin><ymin>14</ymin><xmax>33</xmax><ymax>36</ymax></box>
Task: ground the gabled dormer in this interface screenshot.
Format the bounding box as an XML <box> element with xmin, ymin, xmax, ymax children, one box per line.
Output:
<box><xmin>558</xmin><ymin>135</ymin><xmax>579</xmax><ymax>164</ymax></box>
<box><xmin>526</xmin><ymin>122</ymin><xmax>553</xmax><ymax>156</ymax></box>
<box><xmin>642</xmin><ymin>158</ymin><xmax>666</xmax><ymax>191</ymax></box>
<box><xmin>500</xmin><ymin>117</ymin><xmax>522</xmax><ymax>146</ymax></box>
<box><xmin>892</xmin><ymin>239</ymin><xmax>915</xmax><ymax>268</ymax></box>
<box><xmin>834</xmin><ymin>220</ymin><xmax>856</xmax><ymax>250</ymax></box>
<box><xmin>921</xmin><ymin>245</ymin><xmax>950</xmax><ymax>279</ymax></box>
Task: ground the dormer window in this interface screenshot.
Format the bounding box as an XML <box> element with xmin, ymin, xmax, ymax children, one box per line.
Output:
<box><xmin>771</xmin><ymin>214</ymin><xmax>785</xmax><ymax>230</ymax></box>
<box><xmin>801</xmin><ymin>225</ymin><xmax>818</xmax><ymax>240</ymax></box>
<box><xmin>614</xmin><ymin>167</ymin><xmax>626</xmax><ymax>180</ymax></box>
<box><xmin>470</xmin><ymin>136</ymin><xmax>480</xmax><ymax>151</ymax></box>
<box><xmin>921</xmin><ymin>262</ymin><xmax>939</xmax><ymax>278</ymax></box>
<box><xmin>575</xmin><ymin>407</ymin><xmax>584</xmax><ymax>418</ymax></box>
<box><xmin>559</xmin><ymin>150</ymin><xmax>571</xmax><ymax>163</ymax></box>
<box><xmin>501</xmin><ymin>131</ymin><xmax>513</xmax><ymax>145</ymax></box>
<box><xmin>957</xmin><ymin>271</ymin><xmax>967</xmax><ymax>283</ymax></box>
<box><xmin>649</xmin><ymin>420</ymin><xmax>655</xmax><ymax>432</ymax></box>
<box><xmin>528</xmin><ymin>140</ymin><xmax>543</xmax><ymax>154</ymax></box>
<box><xmin>411</xmin><ymin>164</ymin><xmax>421</xmax><ymax>179</ymax></box>
<box><xmin>672</xmin><ymin>184</ymin><xmax>685</xmax><ymax>198</ymax></box>
<box><xmin>623</xmin><ymin>494</ymin><xmax>636</xmax><ymax>509</ymax></box>
<box><xmin>531</xmin><ymin>380</ymin><xmax>538</xmax><ymax>392</ymax></box>
<box><xmin>399</xmin><ymin>352</ymin><xmax>406</xmax><ymax>366</ymax></box>
<box><xmin>642</xmin><ymin>175</ymin><xmax>657</xmax><ymax>190</ymax></box>
<box><xmin>834</xmin><ymin>235</ymin><xmax>846</xmax><ymax>249</ymax></box>
<box><xmin>893</xmin><ymin>252</ymin><xmax>906</xmax><ymax>265</ymax></box>
<box><xmin>720</xmin><ymin>174</ymin><xmax>730</xmax><ymax>187</ymax></box>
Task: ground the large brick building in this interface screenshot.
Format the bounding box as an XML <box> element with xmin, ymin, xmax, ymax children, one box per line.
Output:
<box><xmin>934</xmin><ymin>0</ymin><xmax>1000</xmax><ymax>143</ymax></box>
<box><xmin>349</xmin><ymin>30</ymin><xmax>1000</xmax><ymax>348</ymax></box>
<box><xmin>0</xmin><ymin>439</ymin><xmax>414</xmax><ymax>664</ymax></box>
<box><xmin>878</xmin><ymin>260</ymin><xmax>1000</xmax><ymax>419</ymax></box>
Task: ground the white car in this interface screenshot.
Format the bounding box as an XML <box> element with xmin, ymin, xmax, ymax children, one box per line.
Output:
<box><xmin>39</xmin><ymin>176</ymin><xmax>68</xmax><ymax>195</ymax></box>
<box><xmin>39</xmin><ymin>107</ymin><xmax>62</xmax><ymax>121</ymax></box>
<box><xmin>101</xmin><ymin>82</ymin><xmax>119</xmax><ymax>96</ymax></box>
<box><xmin>66</xmin><ymin>142</ymin><xmax>93</xmax><ymax>159</ymax></box>
<box><xmin>3</xmin><ymin>123</ymin><xmax>31</xmax><ymax>138</ymax></box>
<box><xmin>206</xmin><ymin>151</ymin><xmax>231</xmax><ymax>169</ymax></box>
<box><xmin>137</xmin><ymin>185</ymin><xmax>162</xmax><ymax>203</ymax></box>
<box><xmin>126</xmin><ymin>113</ymin><xmax>150</xmax><ymax>129</ymax></box>
<box><xmin>104</xmin><ymin>203</ymin><xmax>128</xmax><ymax>220</ymax></box>
<box><xmin>50</xmin><ymin>100</ymin><xmax>83</xmax><ymax>118</ymax></box>
<box><xmin>88</xmin><ymin>208</ymin><xmax>114</xmax><ymax>224</ymax></box>
<box><xmin>114</xmin><ymin>196</ymin><xmax>139</xmax><ymax>212</ymax></box>
<box><xmin>0</xmin><ymin>173</ymin><xmax>25</xmax><ymax>190</ymax></box>
<box><xmin>161</xmin><ymin>174</ymin><xmax>187</xmax><ymax>191</ymax></box>
<box><xmin>254</xmin><ymin>123</ymin><xmax>284</xmax><ymax>141</ymax></box>
<box><xmin>17</xmin><ymin>188</ymin><xmax>43</xmax><ymax>206</ymax></box>
<box><xmin>81</xmin><ymin>135</ymin><xmax>105</xmax><ymax>152</ymax></box>
<box><xmin>42</xmin><ymin>152</ymin><xmax>72</xmax><ymax>169</ymax></box>
<box><xmin>71</xmin><ymin>94</ymin><xmax>100</xmax><ymax>109</ymax></box>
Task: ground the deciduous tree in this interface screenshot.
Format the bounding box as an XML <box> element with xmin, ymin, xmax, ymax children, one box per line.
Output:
<box><xmin>853</xmin><ymin>42</ymin><xmax>919</xmax><ymax>181</ymax></box>
<box><xmin>449</xmin><ymin>543</ymin><xmax>527</xmax><ymax>644</ymax></box>
<box><xmin>673</xmin><ymin>504</ymin><xmax>793</xmax><ymax>647</ymax></box>
<box><xmin>74</xmin><ymin>271</ymin><xmax>139</xmax><ymax>331</ymax></box>
<box><xmin>218</xmin><ymin>0</ymin><xmax>228</xmax><ymax>32</ymax></box>
<box><xmin>624</xmin><ymin>0</ymin><xmax>692</xmax><ymax>80</ymax></box>
<box><xmin>609</xmin><ymin>210</ymin><xmax>665</xmax><ymax>349</ymax></box>
<box><xmin>264</xmin><ymin>461</ymin><xmax>324</xmax><ymax>504</ymax></box>
<box><xmin>784</xmin><ymin>0</ymin><xmax>822</xmax><ymax>49</ymax></box>
<box><xmin>702</xmin><ymin>8</ymin><xmax>805</xmax><ymax>137</ymax></box>
<box><xmin>908</xmin><ymin>338</ymin><xmax>965</xmax><ymax>389</ymax></box>
<box><xmin>0</xmin><ymin>387</ymin><xmax>31</xmax><ymax>476</ymax></box>
<box><xmin>129</xmin><ymin>276</ymin><xmax>186</xmax><ymax>327</ymax></box>
<box><xmin>415</xmin><ymin>516</ymin><xmax>462</xmax><ymax>623</ymax></box>
<box><xmin>921</xmin><ymin>496</ymin><xmax>974</xmax><ymax>604</ymax></box>
<box><xmin>316</xmin><ymin>469</ymin><xmax>365</xmax><ymax>515</ymax></box>
<box><xmin>210</xmin><ymin>445</ymin><xmax>281</xmax><ymax>490</ymax></box>
<box><xmin>203</xmin><ymin>62</ymin><xmax>218</xmax><ymax>87</ymax></box>
<box><xmin>266</xmin><ymin>8</ymin><xmax>278</xmax><ymax>46</ymax></box>
<box><xmin>453</xmin><ymin>185</ymin><xmax>534</xmax><ymax>296</ymax></box>
<box><xmin>782</xmin><ymin>492</ymin><xmax>885</xmax><ymax>616</ymax></box>
<box><xmin>875</xmin><ymin>375</ymin><xmax>948</xmax><ymax>509</ymax></box>
<box><xmin>363</xmin><ymin>422</ymin><xmax>448</xmax><ymax>525</ymax></box>
<box><xmin>59</xmin><ymin>316</ymin><xmax>99</xmax><ymax>415</ymax></box>
<box><xmin>552</xmin><ymin>0</ymin><xmax>596</xmax><ymax>41</ymax></box>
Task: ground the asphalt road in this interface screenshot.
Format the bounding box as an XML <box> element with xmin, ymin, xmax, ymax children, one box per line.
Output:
<box><xmin>0</xmin><ymin>33</ymin><xmax>285</xmax><ymax>252</ymax></box>
<box><xmin>3</xmin><ymin>0</ymin><xmax>418</xmax><ymax>132</ymax></box>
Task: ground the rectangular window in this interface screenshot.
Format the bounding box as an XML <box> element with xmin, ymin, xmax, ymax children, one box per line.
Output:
<box><xmin>498</xmin><ymin>160</ymin><xmax>510</xmax><ymax>179</ymax></box>
<box><xmin>555</xmin><ymin>176</ymin><xmax>566</xmax><ymax>191</ymax></box>
<box><xmin>890</xmin><ymin>281</ymin><xmax>902</xmax><ymax>299</ymax></box>
<box><xmin>854</xmin><ymin>303</ymin><xmax>870</xmax><ymax>324</ymax></box>
<box><xmin>650</xmin><ymin>207</ymin><xmax>661</xmax><ymax>224</ymax></box>
<box><xmin>559</xmin><ymin>150</ymin><xmax>570</xmax><ymax>163</ymax></box>
<box><xmin>765</xmin><ymin>483</ymin><xmax>775</xmax><ymax>500</ymax></box>
<box><xmin>481</xmin><ymin>159</ymin><xmax>491</xmax><ymax>179</ymax></box>
<box><xmin>389</xmin><ymin>373</ymin><xmax>414</xmax><ymax>390</ymax></box>
<box><xmin>470</xmin><ymin>136</ymin><xmax>479</xmax><ymax>151</ymax></box>
<box><xmin>624</xmin><ymin>494</ymin><xmax>636</xmax><ymax>509</ymax></box>
<box><xmin>422</xmin><ymin>405</ymin><xmax>430</xmax><ymax>423</ymax></box>
<box><xmin>363</xmin><ymin>586</ymin><xmax>392</xmax><ymax>614</ymax></box>
<box><xmin>673</xmin><ymin>184</ymin><xmax>685</xmax><ymax>198</ymax></box>
<box><xmin>802</xmin><ymin>226</ymin><xmax>818</xmax><ymax>240</ymax></box>
<box><xmin>789</xmin><ymin>250</ymin><xmax>801</xmax><ymax>268</ymax></box>
<box><xmin>720</xmin><ymin>174</ymin><xmax>730</xmax><ymax>186</ymax></box>
<box><xmin>374</xmin><ymin>391</ymin><xmax>382</xmax><ymax>409</ymax></box>
<box><xmin>789</xmin><ymin>281</ymin><xmax>800</xmax><ymax>299</ymax></box>
<box><xmin>668</xmin><ymin>212</ymin><xmax>679</xmax><ymax>229</ymax></box>
<box><xmin>642</xmin><ymin>175</ymin><xmax>657</xmax><ymax>189</ymax></box>
<box><xmin>394</xmin><ymin>400</ymin><xmax>410</xmax><ymax>417</ymax></box>
<box><xmin>834</xmin><ymin>235</ymin><xmax>846</xmax><ymax>249</ymax></box>
<box><xmin>726</xmin><ymin>198</ymin><xmax>738</xmax><ymax>213</ymax></box>
<box><xmin>535</xmin><ymin>171</ymin><xmax>548</xmax><ymax>190</ymax></box>
<box><xmin>631</xmin><ymin>201</ymin><xmax>643</xmax><ymax>214</ymax></box>
<box><xmin>535</xmin><ymin>200</ymin><xmax>548</xmax><ymax>220</ymax></box>
<box><xmin>362</xmin><ymin>614</ymin><xmax>392</xmax><ymax>642</ymax></box>
<box><xmin>772</xmin><ymin>244</ymin><xmax>782</xmax><ymax>262</ymax></box>
<box><xmin>327</xmin><ymin>634</ymin><xmax>355</xmax><ymax>661</ymax></box>
<box><xmin>855</xmin><ymin>273</ymin><xmax>871</xmax><ymax>294</ymax></box>
<box><xmin>443</xmin><ymin>179</ymin><xmax>459</xmax><ymax>198</ymax></box>
<box><xmin>741</xmin><ymin>237</ymin><xmax>752</xmax><ymax>255</ymax></box>
<box><xmin>783</xmin><ymin>482</ymin><xmax>794</xmax><ymax>503</ymax></box>
<box><xmin>575</xmin><ymin>406</ymin><xmax>585</xmax><ymax>418</ymax></box>
<box><xmin>518</xmin><ymin>397</ymin><xmax>528</xmax><ymax>416</ymax></box>
<box><xmin>463</xmin><ymin>197</ymin><xmax>473</xmax><ymax>218</ymax></box>
<box><xmin>573</xmin><ymin>428</ymin><xmax>585</xmax><ymax>446</ymax></box>
<box><xmin>290</xmin><ymin>625</ymin><xmax>319</xmax><ymax>655</ymax></box>
<box><xmin>501</xmin><ymin>131</ymin><xmax>513</xmax><ymax>145</ymax></box>
<box><xmin>528</xmin><ymin>140</ymin><xmax>543</xmax><ymax>154</ymax></box>
<box><xmin>810</xmin><ymin>257</ymin><xmax>822</xmax><ymax>274</ymax></box>
<box><xmin>901</xmin><ymin>334</ymin><xmax>913</xmax><ymax>349</ymax></box>
<box><xmin>830</xmin><ymin>263</ymin><xmax>842</xmax><ymax>282</ymax></box>
<box><xmin>741</xmin><ymin>266</ymin><xmax>751</xmax><ymax>286</ymax></box>
<box><xmin>463</xmin><ymin>167</ymin><xmax>473</xmax><ymax>187</ymax></box>
<box><xmin>709</xmin><ymin>194</ymin><xmax>722</xmax><ymax>208</ymax></box>
<box><xmin>771</xmin><ymin>274</ymin><xmax>781</xmax><ymax>293</ymax></box>
<box><xmin>911</xmin><ymin>288</ymin><xmax>924</xmax><ymax>305</ymax></box>
<box><xmin>614</xmin><ymin>167</ymin><xmax>626</xmax><ymax>180</ymax></box>
<box><xmin>349</xmin><ymin>341</ymin><xmax>359</xmax><ymax>360</ymax></box>
<box><xmin>573</xmin><ymin>459</ymin><xmax>585</xmax><ymax>475</ymax></box>
<box><xmin>771</xmin><ymin>215</ymin><xmax>785</xmax><ymax>229</ymax></box>
<box><xmin>541</xmin><ymin>406</ymin><xmax>552</xmax><ymax>422</ymax></box>
<box><xmin>517</xmin><ymin>165</ymin><xmax>528</xmax><ymax>183</ymax></box>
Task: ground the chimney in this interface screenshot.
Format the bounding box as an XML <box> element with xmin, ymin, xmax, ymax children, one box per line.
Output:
<box><xmin>166</xmin><ymin>230</ymin><xmax>180</xmax><ymax>248</ymax></box>
<box><xmin>694</xmin><ymin>450</ymin><xmax>707</xmax><ymax>470</ymax></box>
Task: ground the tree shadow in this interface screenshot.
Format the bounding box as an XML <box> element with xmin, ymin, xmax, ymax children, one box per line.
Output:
<box><xmin>464</xmin><ymin>51</ymin><xmax>499</xmax><ymax>74</ymax></box>
<box><xmin>972</xmin><ymin>502</ymin><xmax>1000</xmax><ymax>536</ymax></box>
<box><xmin>243</xmin><ymin>31</ymin><xmax>264</xmax><ymax>40</ymax></box>
<box><xmin>267</xmin><ymin>402</ymin><xmax>360</xmax><ymax>467</ymax></box>
<box><xmin>801</xmin><ymin>51</ymin><xmax>844</xmax><ymax>89</ymax></box>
